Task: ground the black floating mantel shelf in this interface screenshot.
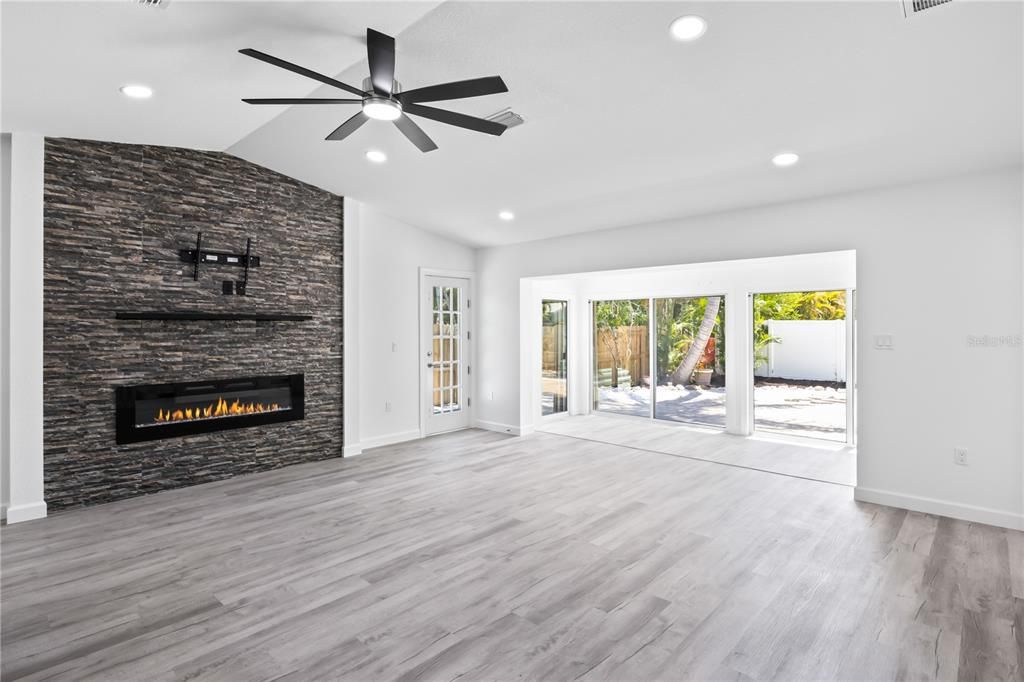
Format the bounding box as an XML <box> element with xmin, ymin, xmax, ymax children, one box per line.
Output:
<box><xmin>115</xmin><ymin>311</ymin><xmax>313</xmax><ymax>322</ymax></box>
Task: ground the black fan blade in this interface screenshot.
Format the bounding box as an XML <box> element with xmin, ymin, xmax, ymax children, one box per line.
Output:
<box><xmin>394</xmin><ymin>115</ymin><xmax>438</xmax><ymax>153</ymax></box>
<box><xmin>243</xmin><ymin>98</ymin><xmax>362</xmax><ymax>105</ymax></box>
<box><xmin>366</xmin><ymin>29</ymin><xmax>396</xmax><ymax>96</ymax></box>
<box><xmin>399</xmin><ymin>76</ymin><xmax>507</xmax><ymax>104</ymax></box>
<box><xmin>239</xmin><ymin>48</ymin><xmax>365</xmax><ymax>97</ymax></box>
<box><xmin>403</xmin><ymin>103</ymin><xmax>506</xmax><ymax>136</ymax></box>
<box><xmin>326</xmin><ymin>112</ymin><xmax>369</xmax><ymax>141</ymax></box>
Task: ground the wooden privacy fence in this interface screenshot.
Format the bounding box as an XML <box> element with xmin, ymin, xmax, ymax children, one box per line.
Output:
<box><xmin>542</xmin><ymin>326</ymin><xmax>567</xmax><ymax>373</ymax></box>
<box><xmin>594</xmin><ymin>326</ymin><xmax>649</xmax><ymax>387</ymax></box>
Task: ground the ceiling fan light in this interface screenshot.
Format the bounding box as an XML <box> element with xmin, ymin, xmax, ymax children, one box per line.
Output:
<box><xmin>362</xmin><ymin>98</ymin><xmax>402</xmax><ymax>121</ymax></box>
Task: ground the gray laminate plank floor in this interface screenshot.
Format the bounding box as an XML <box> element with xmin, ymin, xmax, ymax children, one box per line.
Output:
<box><xmin>539</xmin><ymin>414</ymin><xmax>857</xmax><ymax>486</ymax></box>
<box><xmin>2</xmin><ymin>428</ymin><xmax>1021</xmax><ymax>681</ymax></box>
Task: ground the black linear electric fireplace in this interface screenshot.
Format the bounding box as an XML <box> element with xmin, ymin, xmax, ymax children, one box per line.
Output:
<box><xmin>116</xmin><ymin>374</ymin><xmax>304</xmax><ymax>444</ymax></box>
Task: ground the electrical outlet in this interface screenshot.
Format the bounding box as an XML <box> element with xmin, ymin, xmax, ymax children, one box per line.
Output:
<box><xmin>385</xmin><ymin>401</ymin><xmax>392</xmax><ymax>413</ymax></box>
<box><xmin>953</xmin><ymin>447</ymin><xmax>968</xmax><ymax>466</ymax></box>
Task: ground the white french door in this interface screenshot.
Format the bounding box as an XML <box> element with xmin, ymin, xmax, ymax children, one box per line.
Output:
<box><xmin>422</xmin><ymin>275</ymin><xmax>471</xmax><ymax>435</ymax></box>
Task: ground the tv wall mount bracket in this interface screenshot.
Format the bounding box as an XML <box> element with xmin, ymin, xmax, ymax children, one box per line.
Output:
<box><xmin>179</xmin><ymin>231</ymin><xmax>260</xmax><ymax>295</ymax></box>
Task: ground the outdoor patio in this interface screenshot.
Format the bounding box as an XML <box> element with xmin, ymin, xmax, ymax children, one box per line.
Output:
<box><xmin>596</xmin><ymin>383</ymin><xmax>847</xmax><ymax>442</ymax></box>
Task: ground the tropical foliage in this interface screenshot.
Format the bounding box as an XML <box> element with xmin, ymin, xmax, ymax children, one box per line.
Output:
<box><xmin>594</xmin><ymin>291</ymin><xmax>846</xmax><ymax>384</ymax></box>
<box><xmin>655</xmin><ymin>297</ymin><xmax>724</xmax><ymax>383</ymax></box>
<box><xmin>753</xmin><ymin>291</ymin><xmax>846</xmax><ymax>368</ymax></box>
<box><xmin>593</xmin><ymin>299</ymin><xmax>648</xmax><ymax>387</ymax></box>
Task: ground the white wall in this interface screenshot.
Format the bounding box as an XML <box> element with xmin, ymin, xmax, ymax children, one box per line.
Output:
<box><xmin>758</xmin><ymin>320</ymin><xmax>847</xmax><ymax>382</ymax></box>
<box><xmin>478</xmin><ymin>169</ymin><xmax>1024</xmax><ymax>530</ymax></box>
<box><xmin>344</xmin><ymin>200</ymin><xmax>475</xmax><ymax>453</ymax></box>
<box><xmin>1</xmin><ymin>132</ymin><xmax>47</xmax><ymax>523</ymax></box>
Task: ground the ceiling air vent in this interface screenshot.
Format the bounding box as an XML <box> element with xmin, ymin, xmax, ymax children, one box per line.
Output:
<box><xmin>900</xmin><ymin>0</ymin><xmax>952</xmax><ymax>18</ymax></box>
<box><xmin>133</xmin><ymin>0</ymin><xmax>170</xmax><ymax>8</ymax></box>
<box><xmin>486</xmin><ymin>108</ymin><xmax>525</xmax><ymax>130</ymax></box>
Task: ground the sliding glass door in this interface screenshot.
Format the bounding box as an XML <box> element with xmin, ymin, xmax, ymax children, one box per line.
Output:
<box><xmin>654</xmin><ymin>297</ymin><xmax>726</xmax><ymax>428</ymax></box>
<box><xmin>752</xmin><ymin>290</ymin><xmax>847</xmax><ymax>441</ymax></box>
<box><xmin>590</xmin><ymin>296</ymin><xmax>726</xmax><ymax>428</ymax></box>
<box><xmin>541</xmin><ymin>300</ymin><xmax>568</xmax><ymax>415</ymax></box>
<box><xmin>592</xmin><ymin>299</ymin><xmax>650</xmax><ymax>416</ymax></box>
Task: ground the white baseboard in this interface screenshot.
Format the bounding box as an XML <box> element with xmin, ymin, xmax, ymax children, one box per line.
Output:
<box><xmin>343</xmin><ymin>443</ymin><xmax>364</xmax><ymax>457</ymax></box>
<box><xmin>359</xmin><ymin>429</ymin><xmax>422</xmax><ymax>451</ymax></box>
<box><xmin>474</xmin><ymin>419</ymin><xmax>524</xmax><ymax>436</ymax></box>
<box><xmin>854</xmin><ymin>486</ymin><xmax>1023</xmax><ymax>531</ymax></box>
<box><xmin>4</xmin><ymin>501</ymin><xmax>47</xmax><ymax>524</ymax></box>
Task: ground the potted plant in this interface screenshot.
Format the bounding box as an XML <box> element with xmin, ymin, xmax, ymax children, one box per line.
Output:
<box><xmin>692</xmin><ymin>360</ymin><xmax>713</xmax><ymax>387</ymax></box>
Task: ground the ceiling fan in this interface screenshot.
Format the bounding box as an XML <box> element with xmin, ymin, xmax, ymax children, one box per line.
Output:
<box><xmin>239</xmin><ymin>28</ymin><xmax>509</xmax><ymax>153</ymax></box>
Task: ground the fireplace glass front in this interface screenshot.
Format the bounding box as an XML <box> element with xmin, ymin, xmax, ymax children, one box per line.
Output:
<box><xmin>115</xmin><ymin>374</ymin><xmax>304</xmax><ymax>444</ymax></box>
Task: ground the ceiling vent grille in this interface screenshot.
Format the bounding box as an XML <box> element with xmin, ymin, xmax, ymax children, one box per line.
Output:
<box><xmin>133</xmin><ymin>0</ymin><xmax>170</xmax><ymax>8</ymax></box>
<box><xmin>486</xmin><ymin>108</ymin><xmax>525</xmax><ymax>130</ymax></box>
<box><xmin>901</xmin><ymin>0</ymin><xmax>952</xmax><ymax>17</ymax></box>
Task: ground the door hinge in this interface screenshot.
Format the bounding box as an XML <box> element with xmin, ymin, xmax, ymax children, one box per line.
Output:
<box><xmin>467</xmin><ymin>298</ymin><xmax>471</xmax><ymax>309</ymax></box>
<box><xmin>467</xmin><ymin>331</ymin><xmax>472</xmax><ymax>340</ymax></box>
<box><xmin>467</xmin><ymin>365</ymin><xmax>472</xmax><ymax>375</ymax></box>
<box><xmin>468</xmin><ymin>397</ymin><xmax>472</xmax><ymax>407</ymax></box>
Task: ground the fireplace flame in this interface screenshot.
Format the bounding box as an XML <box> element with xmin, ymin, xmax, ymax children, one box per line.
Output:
<box><xmin>154</xmin><ymin>397</ymin><xmax>283</xmax><ymax>424</ymax></box>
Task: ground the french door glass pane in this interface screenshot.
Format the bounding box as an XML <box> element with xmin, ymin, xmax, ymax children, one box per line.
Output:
<box><xmin>654</xmin><ymin>297</ymin><xmax>726</xmax><ymax>428</ymax></box>
<box><xmin>593</xmin><ymin>299</ymin><xmax>650</xmax><ymax>417</ymax></box>
<box><xmin>432</xmin><ymin>285</ymin><xmax>463</xmax><ymax>414</ymax></box>
<box><xmin>542</xmin><ymin>300</ymin><xmax>568</xmax><ymax>415</ymax></box>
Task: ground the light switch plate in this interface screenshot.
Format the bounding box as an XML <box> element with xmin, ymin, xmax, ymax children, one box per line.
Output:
<box><xmin>874</xmin><ymin>334</ymin><xmax>894</xmax><ymax>350</ymax></box>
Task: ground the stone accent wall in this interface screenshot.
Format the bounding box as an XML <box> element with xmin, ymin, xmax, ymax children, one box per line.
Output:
<box><xmin>43</xmin><ymin>138</ymin><xmax>343</xmax><ymax>511</ymax></box>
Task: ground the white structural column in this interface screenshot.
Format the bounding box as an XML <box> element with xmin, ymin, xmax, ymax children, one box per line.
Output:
<box><xmin>723</xmin><ymin>289</ymin><xmax>753</xmax><ymax>436</ymax></box>
<box><xmin>0</xmin><ymin>134</ymin><xmax>8</xmax><ymax>518</ymax></box>
<box><xmin>1</xmin><ymin>132</ymin><xmax>47</xmax><ymax>523</ymax></box>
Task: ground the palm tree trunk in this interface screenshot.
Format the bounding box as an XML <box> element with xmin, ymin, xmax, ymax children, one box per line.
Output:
<box><xmin>671</xmin><ymin>296</ymin><xmax>721</xmax><ymax>384</ymax></box>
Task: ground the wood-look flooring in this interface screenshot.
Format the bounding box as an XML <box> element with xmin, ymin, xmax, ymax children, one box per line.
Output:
<box><xmin>2</xmin><ymin>428</ymin><xmax>1022</xmax><ymax>681</ymax></box>
<box><xmin>540</xmin><ymin>414</ymin><xmax>856</xmax><ymax>486</ymax></box>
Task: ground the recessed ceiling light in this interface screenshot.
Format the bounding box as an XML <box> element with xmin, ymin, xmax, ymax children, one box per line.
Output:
<box><xmin>772</xmin><ymin>152</ymin><xmax>800</xmax><ymax>167</ymax></box>
<box><xmin>498</xmin><ymin>210</ymin><xmax>515</xmax><ymax>221</ymax></box>
<box><xmin>365</xmin><ymin>150</ymin><xmax>387</xmax><ymax>163</ymax></box>
<box><xmin>119</xmin><ymin>84</ymin><xmax>153</xmax><ymax>99</ymax></box>
<box><xmin>362</xmin><ymin>98</ymin><xmax>402</xmax><ymax>121</ymax></box>
<box><xmin>670</xmin><ymin>15</ymin><xmax>707</xmax><ymax>42</ymax></box>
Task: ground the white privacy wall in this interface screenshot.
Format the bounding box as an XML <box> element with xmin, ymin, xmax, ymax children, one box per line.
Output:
<box><xmin>757</xmin><ymin>320</ymin><xmax>847</xmax><ymax>382</ymax></box>
<box><xmin>476</xmin><ymin>168</ymin><xmax>1024</xmax><ymax>529</ymax></box>
<box><xmin>344</xmin><ymin>200</ymin><xmax>475</xmax><ymax>453</ymax></box>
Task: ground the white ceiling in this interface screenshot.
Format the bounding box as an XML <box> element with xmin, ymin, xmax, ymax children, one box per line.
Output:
<box><xmin>0</xmin><ymin>1</ymin><xmax>440</xmax><ymax>150</ymax></box>
<box><xmin>3</xmin><ymin>1</ymin><xmax>1022</xmax><ymax>247</ymax></box>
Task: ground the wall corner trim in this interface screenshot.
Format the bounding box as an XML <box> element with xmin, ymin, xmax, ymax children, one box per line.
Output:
<box><xmin>4</xmin><ymin>500</ymin><xmax>47</xmax><ymax>524</ymax></box>
<box><xmin>854</xmin><ymin>486</ymin><xmax>1023</xmax><ymax>531</ymax></box>
<box><xmin>475</xmin><ymin>420</ymin><xmax>527</xmax><ymax>437</ymax></box>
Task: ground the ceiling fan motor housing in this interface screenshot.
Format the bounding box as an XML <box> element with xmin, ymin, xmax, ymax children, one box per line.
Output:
<box><xmin>362</xmin><ymin>77</ymin><xmax>400</xmax><ymax>97</ymax></box>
